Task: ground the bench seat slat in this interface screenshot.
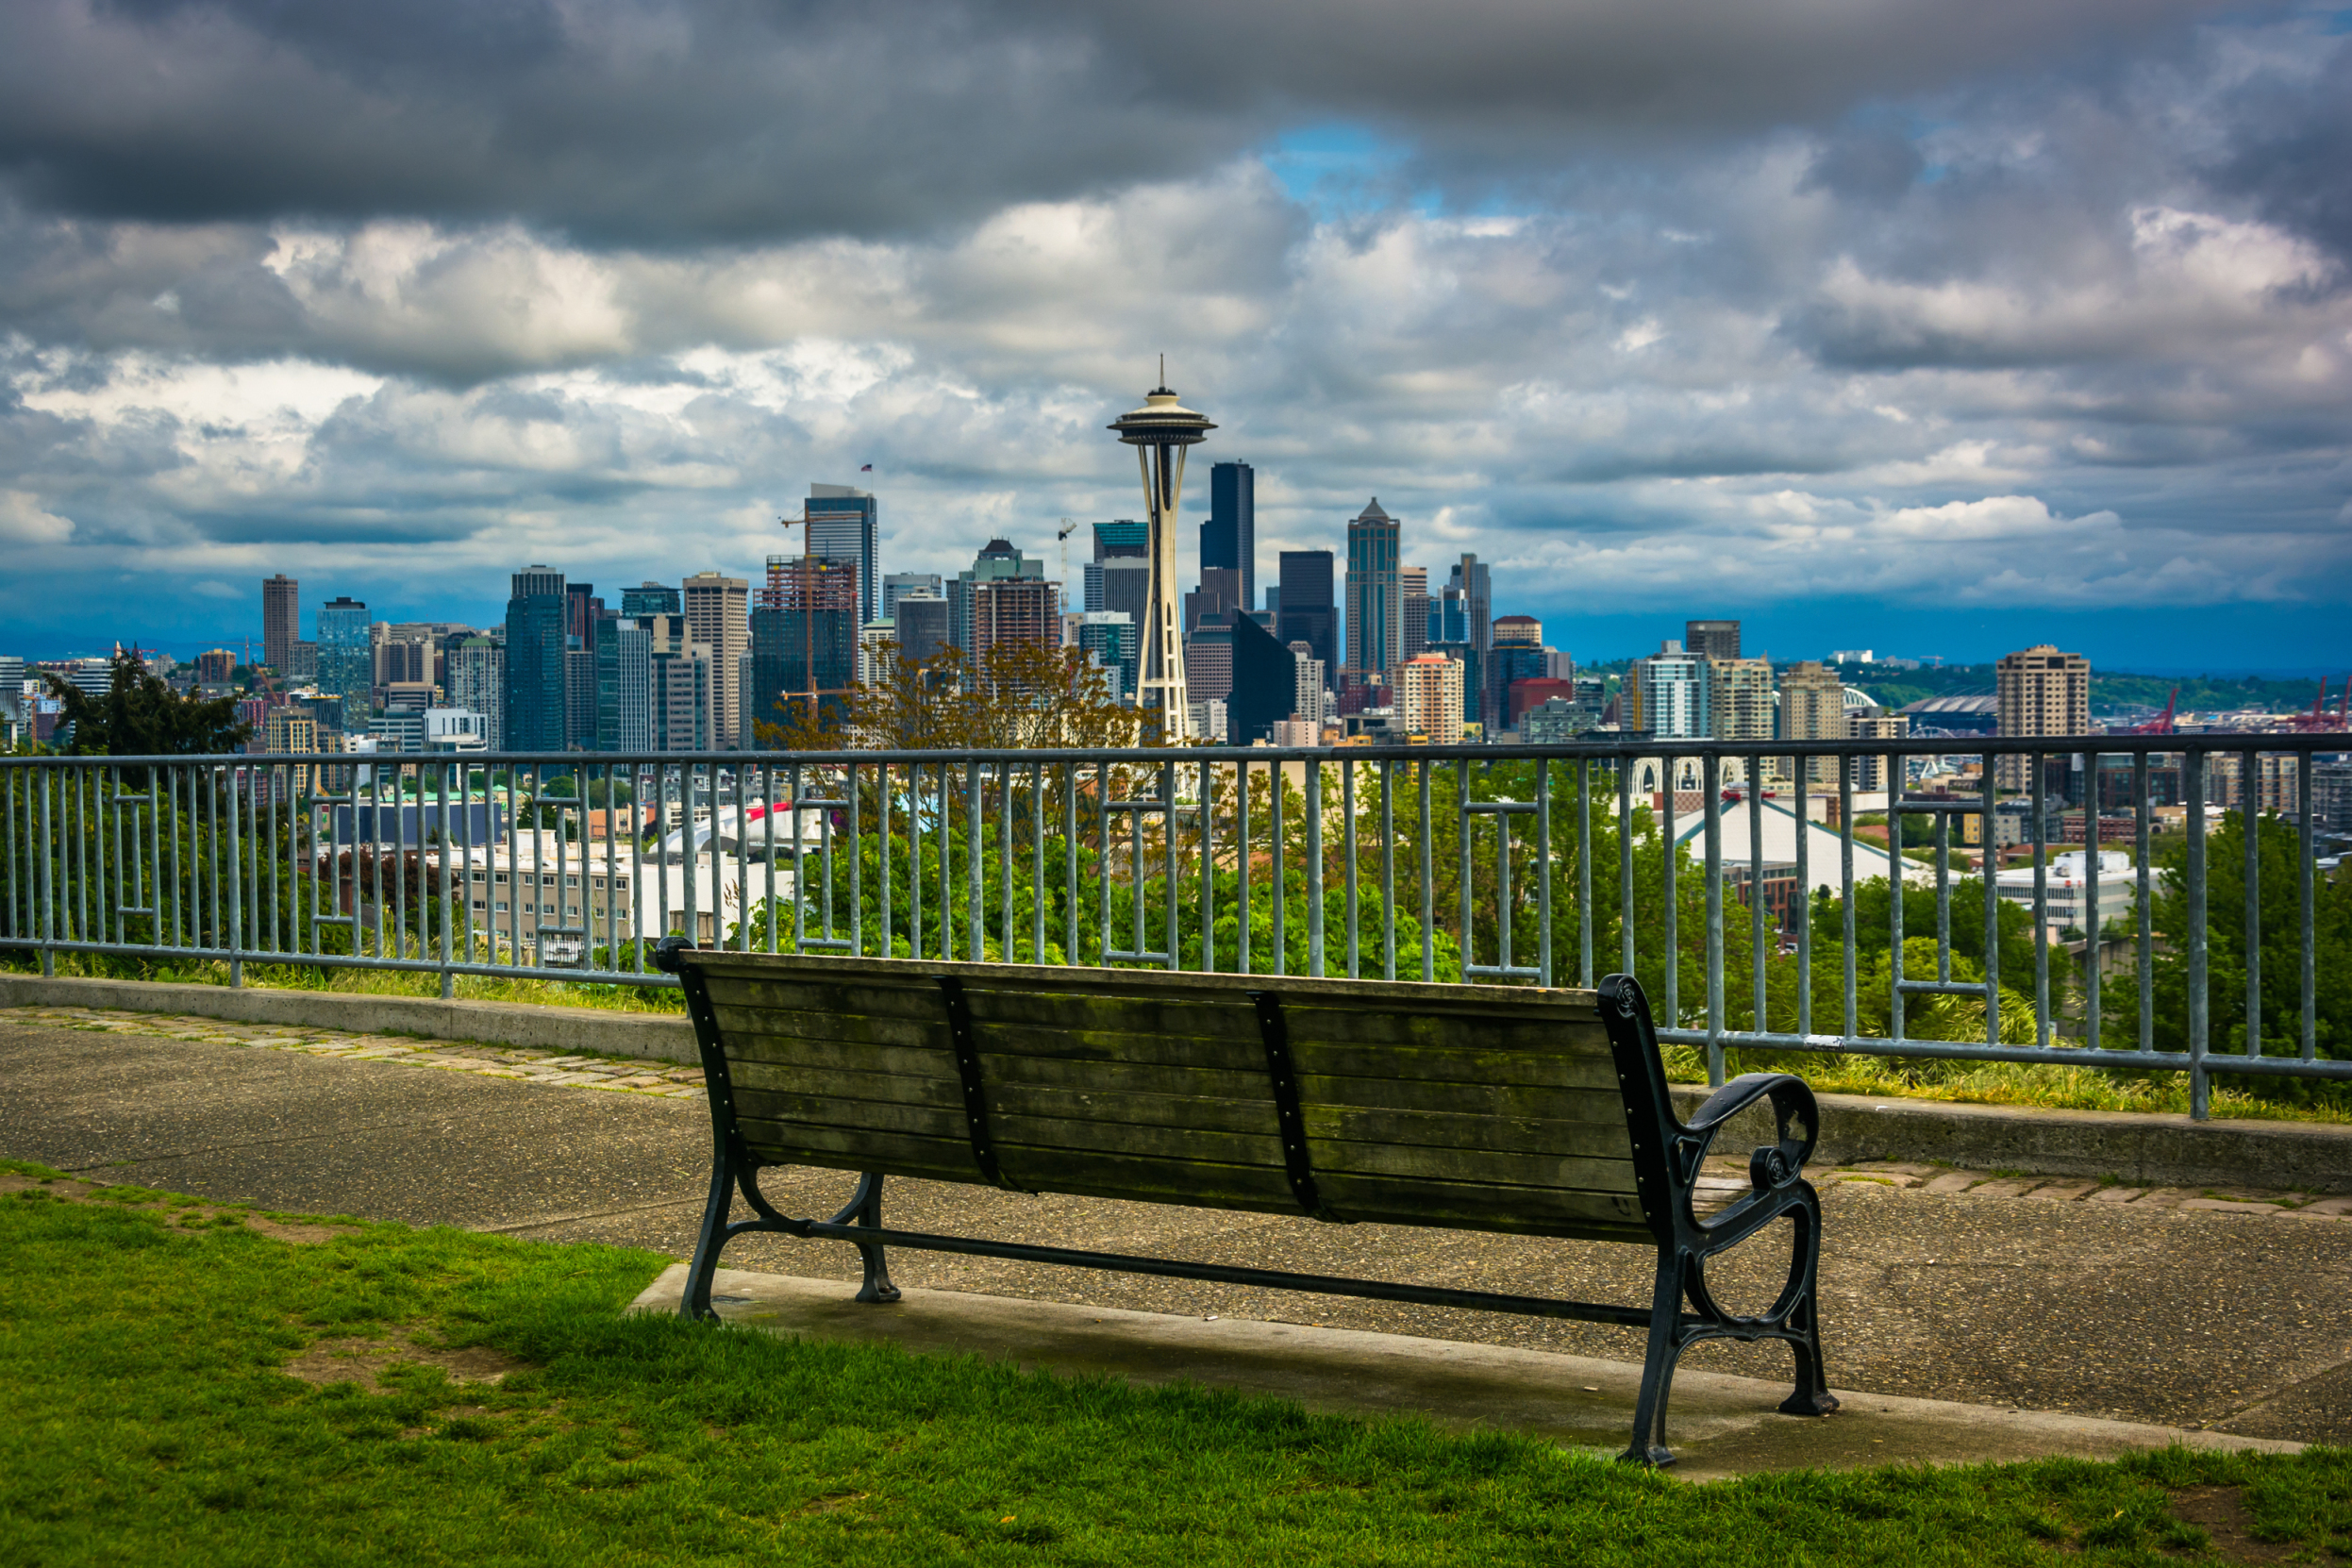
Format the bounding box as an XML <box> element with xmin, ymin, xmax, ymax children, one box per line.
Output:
<box><xmin>1279</xmin><ymin>1003</ymin><xmax>1610</xmax><ymax>1055</ymax></box>
<box><xmin>1309</xmin><ymin>1137</ymin><xmax>1635</xmax><ymax>1192</ymax></box>
<box><xmin>729</xmin><ymin>1059</ymin><xmax>961</xmax><ymax>1106</ymax></box>
<box><xmin>711</xmin><ymin>1002</ymin><xmax>945</xmax><ymax>1052</ymax></box>
<box><xmin>706</xmin><ymin>975</ymin><xmax>946</xmax><ymax>1022</ymax></box>
<box><xmin>1299</xmin><ymin>1102</ymin><xmax>1630</xmax><ymax>1156</ymax></box>
<box><xmin>1286</xmin><ymin>1040</ymin><xmax>1617</xmax><ymax>1091</ymax></box>
<box><xmin>1312</xmin><ymin>1170</ymin><xmax>1651</xmax><ymax>1238</ymax></box>
<box><xmin>733</xmin><ymin>1087</ymin><xmax>969</xmax><ymax>1141</ymax></box>
<box><xmin>991</xmin><ymin>1146</ymin><xmax>1309</xmax><ymax>1211</ymax></box>
<box><xmin>982</xmin><ymin>1082</ymin><xmax>1284</xmax><ymax>1137</ymax></box>
<box><xmin>735</xmin><ymin>1116</ymin><xmax>979</xmax><ymax>1180</ymax></box>
<box><xmin>719</xmin><ymin>1032</ymin><xmax>956</xmax><ymax>1080</ymax></box>
<box><xmin>1295</xmin><ymin>1074</ymin><xmax>1622</xmax><ymax>1123</ymax></box>
<box><xmin>966</xmin><ymin>1018</ymin><xmax>1269</xmax><ymax>1073</ymax></box>
<box><xmin>987</xmin><ymin>1111</ymin><xmax>1282</xmax><ymax>1168</ymax></box>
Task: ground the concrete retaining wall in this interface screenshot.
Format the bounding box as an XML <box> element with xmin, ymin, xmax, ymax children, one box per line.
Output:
<box><xmin>0</xmin><ymin>974</ymin><xmax>696</xmax><ymax>1063</ymax></box>
<box><xmin>8</xmin><ymin>974</ymin><xmax>2346</xmax><ymax>1193</ymax></box>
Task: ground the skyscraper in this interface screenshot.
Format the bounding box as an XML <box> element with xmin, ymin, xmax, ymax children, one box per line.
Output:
<box><xmin>1397</xmin><ymin>655</ymin><xmax>1465</xmax><ymax>744</ymax></box>
<box><xmin>1685</xmin><ymin>620</ymin><xmax>1742</xmax><ymax>662</ymax></box>
<box><xmin>503</xmin><ymin>567</ymin><xmax>570</xmax><ymax>753</ymax></box>
<box><xmin>1628</xmin><ymin>642</ymin><xmax>1710</xmax><ymax>740</ymax></box>
<box><xmin>1276</xmin><ymin>550</ymin><xmax>1336</xmax><ymax>676</ymax></box>
<box><xmin>1109</xmin><ymin>377</ymin><xmax>1215</xmax><ymax>741</ymax></box>
<box><xmin>882</xmin><ymin>573</ymin><xmax>942</xmax><ymax>620</ymax></box>
<box><xmin>446</xmin><ymin>637</ymin><xmax>505</xmax><ymax>750</ymax></box>
<box><xmin>1708</xmin><ymin>655</ymin><xmax>1777</xmax><ymax>783</ymax></box>
<box><xmin>1447</xmin><ymin>554</ymin><xmax>1493</xmax><ymax>727</ymax></box>
<box><xmin>682</xmin><ymin>572</ymin><xmax>749</xmax><ymax>748</ymax></box>
<box><xmin>949</xmin><ymin>539</ymin><xmax>1046</xmax><ymax>654</ymax></box>
<box><xmin>565</xmin><ymin>583</ymin><xmax>602</xmax><ymax>644</ymax></box>
<box><xmin>971</xmin><ymin>576</ymin><xmax>1059</xmax><ymax>667</ymax></box>
<box><xmin>315</xmin><ymin>596</ymin><xmax>371</xmax><ymax>732</ymax></box>
<box><xmin>895</xmin><ymin>594</ymin><xmax>950</xmax><ymax>668</ymax></box>
<box><xmin>595</xmin><ymin>617</ymin><xmax>655</xmax><ymax>752</ymax></box>
<box><xmin>1995</xmin><ymin>644</ymin><xmax>2091</xmax><ymax>790</ymax></box>
<box><xmin>807</xmin><ymin>483</ymin><xmax>879</xmax><ymax>627</ymax></box>
<box><xmin>621</xmin><ymin>581</ymin><xmax>682</xmax><ymax>619</ymax></box>
<box><xmin>751</xmin><ymin>557</ymin><xmax>858</xmax><ymax>733</ymax></box>
<box><xmin>1076</xmin><ymin>611</ymin><xmax>1138</xmax><ymax>700</ymax></box>
<box><xmin>1202</xmin><ymin>460</ymin><xmax>1255</xmax><ymax>614</ymax></box>
<box><xmin>1226</xmin><ymin>610</ymin><xmax>1296</xmax><ymax>746</ymax></box>
<box><xmin>263</xmin><ymin>575</ymin><xmax>299</xmax><ymax>673</ymax></box>
<box><xmin>1344</xmin><ymin>499</ymin><xmax>1402</xmax><ymax>688</ymax></box>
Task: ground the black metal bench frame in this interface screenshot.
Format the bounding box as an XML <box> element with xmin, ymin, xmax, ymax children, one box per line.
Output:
<box><xmin>657</xmin><ymin>938</ymin><xmax>1836</xmax><ymax>1464</ymax></box>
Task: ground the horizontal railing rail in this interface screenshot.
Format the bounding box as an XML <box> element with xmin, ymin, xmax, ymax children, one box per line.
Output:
<box><xmin>5</xmin><ymin>733</ymin><xmax>2345</xmax><ymax>1118</ymax></box>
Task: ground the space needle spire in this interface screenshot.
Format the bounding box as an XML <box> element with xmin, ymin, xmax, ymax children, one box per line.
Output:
<box><xmin>1109</xmin><ymin>364</ymin><xmax>1215</xmax><ymax>740</ymax></box>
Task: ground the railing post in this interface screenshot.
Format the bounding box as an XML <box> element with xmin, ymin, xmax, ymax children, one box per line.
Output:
<box><xmin>2186</xmin><ymin>751</ymin><xmax>2209</xmax><ymax>1120</ymax></box>
<box><xmin>227</xmin><ymin>763</ymin><xmax>243</xmax><ymax>988</ymax></box>
<box><xmin>1703</xmin><ymin>755</ymin><xmax>1724</xmax><ymax>1087</ymax></box>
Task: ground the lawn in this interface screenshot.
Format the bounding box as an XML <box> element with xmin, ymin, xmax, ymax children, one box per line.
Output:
<box><xmin>3</xmin><ymin>1161</ymin><xmax>2347</xmax><ymax>1565</ymax></box>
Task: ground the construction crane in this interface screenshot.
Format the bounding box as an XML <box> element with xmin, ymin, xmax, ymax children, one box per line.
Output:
<box><xmin>1056</xmin><ymin>518</ymin><xmax>1078</xmax><ymax>612</ymax></box>
<box><xmin>2282</xmin><ymin>676</ymin><xmax>2351</xmax><ymax>732</ymax></box>
<box><xmin>2124</xmin><ymin>688</ymin><xmax>2178</xmax><ymax>736</ymax></box>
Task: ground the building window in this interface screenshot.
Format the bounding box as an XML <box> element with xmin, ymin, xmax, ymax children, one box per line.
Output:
<box><xmin>566</xmin><ymin>875</ymin><xmax>579</xmax><ymax>887</ymax></box>
<box><xmin>493</xmin><ymin>900</ymin><xmax>509</xmax><ymax>912</ymax></box>
<box><xmin>493</xmin><ymin>871</ymin><xmax>508</xmax><ymax>884</ymax></box>
<box><xmin>542</xmin><ymin>903</ymin><xmax>557</xmax><ymax>915</ymax></box>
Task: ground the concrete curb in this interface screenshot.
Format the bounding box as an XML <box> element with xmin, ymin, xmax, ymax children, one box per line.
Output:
<box><xmin>8</xmin><ymin>973</ymin><xmax>2347</xmax><ymax>1192</ymax></box>
<box><xmin>0</xmin><ymin>974</ymin><xmax>696</xmax><ymax>1063</ymax></box>
<box><xmin>1666</xmin><ymin>1084</ymin><xmax>2352</xmax><ymax>1194</ymax></box>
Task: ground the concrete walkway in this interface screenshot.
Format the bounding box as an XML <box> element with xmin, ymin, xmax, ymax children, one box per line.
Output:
<box><xmin>630</xmin><ymin>1264</ymin><xmax>2298</xmax><ymax>1481</ymax></box>
<box><xmin>5</xmin><ymin>1009</ymin><xmax>2349</xmax><ymax>1456</ymax></box>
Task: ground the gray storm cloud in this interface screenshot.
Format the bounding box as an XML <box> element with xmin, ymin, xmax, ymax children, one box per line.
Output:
<box><xmin>0</xmin><ymin>0</ymin><xmax>2344</xmax><ymax>649</ymax></box>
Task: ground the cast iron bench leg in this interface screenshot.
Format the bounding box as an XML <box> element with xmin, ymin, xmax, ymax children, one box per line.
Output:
<box><xmin>1624</xmin><ymin>1249</ymin><xmax>1687</xmax><ymax>1466</ymax></box>
<box><xmin>842</xmin><ymin>1172</ymin><xmax>901</xmax><ymax>1305</ymax></box>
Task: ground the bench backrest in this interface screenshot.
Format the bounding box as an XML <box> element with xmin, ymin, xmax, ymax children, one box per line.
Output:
<box><xmin>676</xmin><ymin>952</ymin><xmax>1658</xmax><ymax>1244</ymax></box>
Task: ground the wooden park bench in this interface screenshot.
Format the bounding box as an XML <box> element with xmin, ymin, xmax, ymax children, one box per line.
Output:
<box><xmin>654</xmin><ymin>941</ymin><xmax>1838</xmax><ymax>1464</ymax></box>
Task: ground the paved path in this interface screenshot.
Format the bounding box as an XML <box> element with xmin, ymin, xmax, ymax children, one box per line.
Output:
<box><xmin>5</xmin><ymin>1006</ymin><xmax>2348</xmax><ymax>1445</ymax></box>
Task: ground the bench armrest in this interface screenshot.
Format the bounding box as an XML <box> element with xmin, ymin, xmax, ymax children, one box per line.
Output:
<box><xmin>1683</xmin><ymin>1073</ymin><xmax>1820</xmax><ymax>1194</ymax></box>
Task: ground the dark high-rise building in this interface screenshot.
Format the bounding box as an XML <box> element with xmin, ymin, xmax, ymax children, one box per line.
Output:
<box><xmin>894</xmin><ymin>594</ymin><xmax>950</xmax><ymax>668</ymax></box>
<box><xmin>262</xmin><ymin>575</ymin><xmax>299</xmax><ymax>673</ymax></box>
<box><xmin>1185</xmin><ymin>566</ymin><xmax>1243</xmax><ymax>635</ymax></box>
<box><xmin>1226</xmin><ymin>610</ymin><xmax>1297</xmax><ymax>747</ymax></box>
<box><xmin>316</xmin><ymin>595</ymin><xmax>371</xmax><ymax>732</ymax></box>
<box><xmin>751</xmin><ymin>557</ymin><xmax>858</xmax><ymax>732</ymax></box>
<box><xmin>807</xmin><ymin>483</ymin><xmax>879</xmax><ymax>627</ymax></box>
<box><xmin>882</xmin><ymin>573</ymin><xmax>942</xmax><ymax>620</ymax></box>
<box><xmin>949</xmin><ymin>539</ymin><xmax>1045</xmax><ymax>655</ymax></box>
<box><xmin>1686</xmin><ymin>620</ymin><xmax>1741</xmax><ymax>662</ymax></box>
<box><xmin>595</xmin><ymin>617</ymin><xmax>654</xmax><ymax>752</ymax></box>
<box><xmin>622</xmin><ymin>581</ymin><xmax>681</xmax><ymax>619</ymax></box>
<box><xmin>1201</xmin><ymin>461</ymin><xmax>1255</xmax><ymax>613</ymax></box>
<box><xmin>1276</xmin><ymin>550</ymin><xmax>1336</xmax><ymax>676</ymax></box>
<box><xmin>566</xmin><ymin>583</ymin><xmax>602</xmax><ymax>644</ymax></box>
<box><xmin>1099</xmin><ymin>558</ymin><xmax>1152</xmax><ymax>636</ymax></box>
<box><xmin>503</xmin><ymin>567</ymin><xmax>570</xmax><ymax>753</ymax></box>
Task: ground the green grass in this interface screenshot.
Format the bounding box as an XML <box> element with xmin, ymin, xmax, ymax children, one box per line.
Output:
<box><xmin>4</xmin><ymin>1159</ymin><xmax>2349</xmax><ymax>1565</ymax></box>
<box><xmin>0</xmin><ymin>948</ymin><xmax>688</xmax><ymax>1013</ymax></box>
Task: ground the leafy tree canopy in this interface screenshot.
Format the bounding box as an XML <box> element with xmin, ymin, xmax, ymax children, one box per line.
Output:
<box><xmin>43</xmin><ymin>651</ymin><xmax>249</xmax><ymax>759</ymax></box>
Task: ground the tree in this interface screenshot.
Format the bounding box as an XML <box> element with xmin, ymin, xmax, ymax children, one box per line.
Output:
<box><xmin>2102</xmin><ymin>809</ymin><xmax>2352</xmax><ymax>1063</ymax></box>
<box><xmin>755</xmin><ymin>639</ymin><xmax>1159</xmax><ymax>753</ymax></box>
<box><xmin>43</xmin><ymin>651</ymin><xmax>248</xmax><ymax>759</ymax></box>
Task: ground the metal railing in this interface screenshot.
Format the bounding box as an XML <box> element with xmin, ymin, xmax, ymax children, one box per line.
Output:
<box><xmin>4</xmin><ymin>734</ymin><xmax>2344</xmax><ymax>1118</ymax></box>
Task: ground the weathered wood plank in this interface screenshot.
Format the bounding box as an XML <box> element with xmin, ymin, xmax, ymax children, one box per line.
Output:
<box><xmin>963</xmin><ymin>1019</ymin><xmax>1268</xmax><ymax>1073</ymax></box>
<box><xmin>993</xmin><ymin>1145</ymin><xmax>1300</xmax><ymax>1210</ymax></box>
<box><xmin>1313</xmin><ymin>1170</ymin><xmax>1651</xmax><ymax>1237</ymax></box>
<box><xmin>728</xmin><ymin>1059</ymin><xmax>962</xmax><ymax>1109</ymax></box>
<box><xmin>961</xmin><ymin>986</ymin><xmax>1259</xmax><ymax>1040</ymax></box>
<box><xmin>1293</xmin><ymin>1073</ymin><xmax>1622</xmax><ymax>1123</ymax></box>
<box><xmin>1281</xmin><ymin>1004</ymin><xmax>1610</xmax><ymax>1057</ymax></box>
<box><xmin>719</xmin><ymin>1032</ymin><xmax>957</xmax><ymax>1080</ymax></box>
<box><xmin>710</xmin><ymin>1001</ymin><xmax>944</xmax><ymax>1051</ymax></box>
<box><xmin>981</xmin><ymin>1082</ymin><xmax>1279</xmax><ymax>1138</ymax></box>
<box><xmin>1309</xmin><ymin>1139</ymin><xmax>1637</xmax><ymax>1193</ymax></box>
<box><xmin>734</xmin><ymin>1116</ymin><xmax>979</xmax><ymax>1179</ymax></box>
<box><xmin>731</xmin><ymin>1087</ymin><xmax>967</xmax><ymax>1142</ymax></box>
<box><xmin>1298</xmin><ymin>1103</ymin><xmax>1635</xmax><ymax>1159</ymax></box>
<box><xmin>687</xmin><ymin>949</ymin><xmax>1600</xmax><ymax>1017</ymax></box>
<box><xmin>703</xmin><ymin>974</ymin><xmax>946</xmax><ymax>1023</ymax></box>
<box><xmin>1287</xmin><ymin>1039</ymin><xmax>1618</xmax><ymax>1091</ymax></box>
<box><xmin>986</xmin><ymin>1111</ymin><xmax>1282</xmax><ymax>1168</ymax></box>
<box><xmin>979</xmin><ymin>1055</ymin><xmax>1271</xmax><ymax>1101</ymax></box>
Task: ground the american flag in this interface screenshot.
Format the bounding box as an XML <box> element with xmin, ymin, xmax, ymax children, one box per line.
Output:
<box><xmin>860</xmin><ymin>463</ymin><xmax>873</xmax><ymax>472</ymax></box>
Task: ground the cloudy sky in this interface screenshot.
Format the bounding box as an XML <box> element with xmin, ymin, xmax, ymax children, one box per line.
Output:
<box><xmin>3</xmin><ymin>0</ymin><xmax>2348</xmax><ymax>670</ymax></box>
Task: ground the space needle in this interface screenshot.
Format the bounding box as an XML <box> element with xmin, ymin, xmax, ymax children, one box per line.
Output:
<box><xmin>1109</xmin><ymin>362</ymin><xmax>1215</xmax><ymax>740</ymax></box>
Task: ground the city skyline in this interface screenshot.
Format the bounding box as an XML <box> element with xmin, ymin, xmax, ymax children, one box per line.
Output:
<box><xmin>1</xmin><ymin>4</ymin><xmax>2345</xmax><ymax>673</ymax></box>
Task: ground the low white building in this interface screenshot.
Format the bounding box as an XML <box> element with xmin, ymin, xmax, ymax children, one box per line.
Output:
<box><xmin>1994</xmin><ymin>850</ymin><xmax>2146</xmax><ymax>934</ymax></box>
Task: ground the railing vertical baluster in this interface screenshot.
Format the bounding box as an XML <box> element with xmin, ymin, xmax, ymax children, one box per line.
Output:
<box><xmin>1199</xmin><ymin>759</ymin><xmax>1214</xmax><ymax>972</ymax></box>
<box><xmin>1342</xmin><ymin>757</ymin><xmax>1358</xmax><ymax>979</ymax></box>
<box><xmin>1237</xmin><ymin>760</ymin><xmax>1252</xmax><ymax>976</ymax></box>
<box><xmin>1577</xmin><ymin>758</ymin><xmax>1593</xmax><ymax>990</ymax></box>
<box><xmin>1793</xmin><ymin>751</ymin><xmax>1810</xmax><ymax>1037</ymax></box>
<box><xmin>2135</xmin><ymin>751</ymin><xmax>2152</xmax><ymax>1052</ymax></box>
<box><xmin>438</xmin><ymin>763</ymin><xmax>454</xmax><ymax>993</ymax></box>
<box><xmin>968</xmin><ymin>760</ymin><xmax>984</xmax><ymax>963</ymax></box>
<box><xmin>1456</xmin><ymin>759</ymin><xmax>1473</xmax><ymax>978</ymax></box>
<box><xmin>2083</xmin><ymin>749</ymin><xmax>2101</xmax><ymax>1050</ymax></box>
<box><xmin>1537</xmin><ymin>758</ymin><xmax>1552</xmax><ymax>989</ymax></box>
<box><xmin>1618</xmin><ymin>757</ymin><xmax>1633</xmax><ymax>981</ymax></box>
<box><xmin>2243</xmin><ymin>746</ymin><xmax>2260</xmax><ymax>1059</ymax></box>
<box><xmin>1417</xmin><ymin>759</ymin><xmax>1432</xmax><ymax>983</ymax></box>
<box><xmin>878</xmin><ymin>763</ymin><xmax>893</xmax><ymax>959</ymax></box>
<box><xmin>1704</xmin><ymin>755</ymin><xmax>1724</xmax><ymax>1087</ymax></box>
<box><xmin>763</xmin><ymin>760</ymin><xmax>779</xmax><ymax>955</ymax></box>
<box><xmin>2186</xmin><ymin>751</ymin><xmax>2210</xmax><ymax>1120</ymax></box>
<box><xmin>1934</xmin><ymin>811</ymin><xmax>1952</xmax><ymax>983</ymax></box>
<box><xmin>853</xmin><ymin>759</ymin><xmax>867</xmax><ymax>960</ymax></box>
<box><xmin>208</xmin><ymin>767</ymin><xmax>223</xmax><ymax>958</ymax></box>
<box><xmin>168</xmin><ymin>765</ymin><xmax>182</xmax><ymax>953</ymax></box>
<box><xmin>1981</xmin><ymin>753</ymin><xmax>2000</xmax><ymax>1046</ymax></box>
<box><xmin>1002</xmin><ymin>762</ymin><xmax>1016</xmax><ymax>959</ymax></box>
<box><xmin>38</xmin><ymin>767</ymin><xmax>54</xmax><ymax>974</ymax></box>
<box><xmin>792</xmin><ymin>761</ymin><xmax>807</xmax><ymax>954</ymax></box>
<box><xmin>1888</xmin><ymin>760</ymin><xmax>1905</xmax><ymax>1043</ymax></box>
<box><xmin>1661</xmin><ymin>759</ymin><xmax>1677</xmax><ymax>1029</ymax></box>
<box><xmin>1834</xmin><ymin>761</ymin><xmax>1853</xmax><ymax>1043</ymax></box>
<box><xmin>683</xmin><ymin>762</ymin><xmax>701</xmax><ymax>953</ymax></box>
<box><xmin>909</xmin><ymin>763</ymin><xmax>925</xmax><ymax>960</ymax></box>
<box><xmin>1097</xmin><ymin>760</ymin><xmax>1112</xmax><ymax>967</ymax></box>
<box><xmin>1030</xmin><ymin>762</ymin><xmax>1044</xmax><ymax>965</ymax></box>
<box><xmin>2299</xmin><ymin>749</ymin><xmax>2315</xmax><ymax>1063</ymax></box>
<box><xmin>1271</xmin><ymin>763</ymin><xmax>1286</xmax><ymax>976</ymax></box>
<box><xmin>1163</xmin><ymin>759</ymin><xmax>1180</xmax><ymax>972</ymax></box>
<box><xmin>1747</xmin><ymin>768</ymin><xmax>1763</xmax><ymax>1027</ymax></box>
<box><xmin>1063</xmin><ymin>761</ymin><xmax>1078</xmax><ymax>964</ymax></box>
<box><xmin>2031</xmin><ymin>751</ymin><xmax>2049</xmax><ymax>1048</ymax></box>
<box><xmin>1379</xmin><ymin>759</ymin><xmax>1394</xmax><ymax>981</ymax></box>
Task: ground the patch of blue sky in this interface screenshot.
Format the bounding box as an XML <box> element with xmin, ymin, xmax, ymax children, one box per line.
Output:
<box><xmin>1262</xmin><ymin>121</ymin><xmax>1545</xmax><ymax>223</ymax></box>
